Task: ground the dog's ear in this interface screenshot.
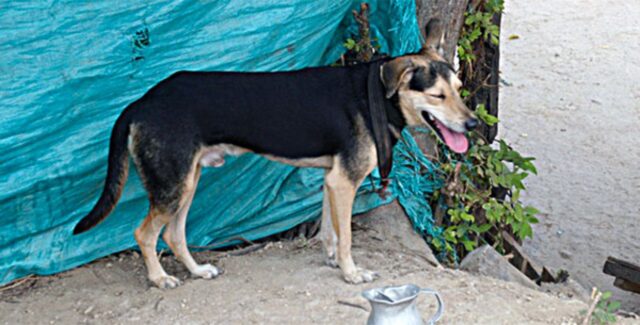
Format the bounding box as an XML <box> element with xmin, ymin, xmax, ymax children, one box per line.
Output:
<box><xmin>421</xmin><ymin>18</ymin><xmax>445</xmax><ymax>56</ymax></box>
<box><xmin>380</xmin><ymin>58</ymin><xmax>416</xmax><ymax>98</ymax></box>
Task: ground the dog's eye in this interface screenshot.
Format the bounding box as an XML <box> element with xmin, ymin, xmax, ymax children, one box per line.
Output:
<box><xmin>430</xmin><ymin>94</ymin><xmax>446</xmax><ymax>100</ymax></box>
<box><xmin>409</xmin><ymin>67</ymin><xmax>430</xmax><ymax>91</ymax></box>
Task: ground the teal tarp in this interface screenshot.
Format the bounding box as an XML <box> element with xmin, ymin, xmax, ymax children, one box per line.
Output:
<box><xmin>0</xmin><ymin>1</ymin><xmax>423</xmax><ymax>285</ymax></box>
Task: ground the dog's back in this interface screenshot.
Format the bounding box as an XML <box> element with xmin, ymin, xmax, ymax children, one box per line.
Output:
<box><xmin>128</xmin><ymin>62</ymin><xmax>376</xmax><ymax>158</ymax></box>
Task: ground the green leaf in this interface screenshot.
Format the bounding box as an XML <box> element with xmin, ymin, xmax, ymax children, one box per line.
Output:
<box><xmin>460</xmin><ymin>212</ymin><xmax>475</xmax><ymax>222</ymax></box>
<box><xmin>512</xmin><ymin>173</ymin><xmax>527</xmax><ymax>190</ymax></box>
<box><xmin>476</xmin><ymin>104</ymin><xmax>499</xmax><ymax>126</ymax></box>
<box><xmin>521</xmin><ymin>160</ymin><xmax>538</xmax><ymax>174</ymax></box>
<box><xmin>477</xmin><ymin>224</ymin><xmax>492</xmax><ymax>233</ymax></box>
<box><xmin>457</xmin><ymin>46</ymin><xmax>466</xmax><ymax>57</ymax></box>
<box><xmin>444</xmin><ymin>228</ymin><xmax>457</xmax><ymax>243</ymax></box>
<box><xmin>469</xmin><ymin>29</ymin><xmax>482</xmax><ymax>42</ymax></box>
<box><xmin>593</xmin><ymin>309</ymin><xmax>607</xmax><ymax>323</ymax></box>
<box><xmin>513</xmin><ymin>205</ymin><xmax>524</xmax><ymax>222</ymax></box>
<box><xmin>601</xmin><ymin>291</ymin><xmax>613</xmax><ymax>300</ymax></box>
<box><xmin>462</xmin><ymin>239</ymin><xmax>476</xmax><ymax>252</ymax></box>
<box><xmin>465</xmin><ymin>15</ymin><xmax>475</xmax><ymax>25</ymax></box>
<box><xmin>524</xmin><ymin>206</ymin><xmax>539</xmax><ymax>216</ymax></box>
<box><xmin>607</xmin><ymin>301</ymin><xmax>621</xmax><ymax>312</ymax></box>
<box><xmin>343</xmin><ymin>38</ymin><xmax>357</xmax><ymax>50</ymax></box>
<box><xmin>512</xmin><ymin>189</ymin><xmax>521</xmax><ymax>202</ymax></box>
<box><xmin>519</xmin><ymin>223</ymin><xmax>533</xmax><ymax>239</ymax></box>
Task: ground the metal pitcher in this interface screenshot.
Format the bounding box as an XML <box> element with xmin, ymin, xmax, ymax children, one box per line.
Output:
<box><xmin>362</xmin><ymin>284</ymin><xmax>444</xmax><ymax>325</ymax></box>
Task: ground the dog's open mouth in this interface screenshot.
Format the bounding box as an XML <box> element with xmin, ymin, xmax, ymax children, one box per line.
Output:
<box><xmin>422</xmin><ymin>111</ymin><xmax>469</xmax><ymax>154</ymax></box>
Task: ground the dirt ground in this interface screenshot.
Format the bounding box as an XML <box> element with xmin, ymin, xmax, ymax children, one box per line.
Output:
<box><xmin>1</xmin><ymin>203</ymin><xmax>597</xmax><ymax>325</ymax></box>
<box><xmin>498</xmin><ymin>0</ymin><xmax>640</xmax><ymax>312</ymax></box>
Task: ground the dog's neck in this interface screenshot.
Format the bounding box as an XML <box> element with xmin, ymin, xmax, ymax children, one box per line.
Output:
<box><xmin>366</xmin><ymin>60</ymin><xmax>408</xmax><ymax>185</ymax></box>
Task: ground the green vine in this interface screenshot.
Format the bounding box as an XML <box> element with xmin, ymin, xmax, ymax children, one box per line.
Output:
<box><xmin>430</xmin><ymin>106</ymin><xmax>539</xmax><ymax>260</ymax></box>
<box><xmin>430</xmin><ymin>0</ymin><xmax>541</xmax><ymax>262</ymax></box>
<box><xmin>458</xmin><ymin>0</ymin><xmax>503</xmax><ymax>64</ymax></box>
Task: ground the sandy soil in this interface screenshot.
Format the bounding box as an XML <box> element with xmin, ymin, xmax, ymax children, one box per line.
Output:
<box><xmin>498</xmin><ymin>0</ymin><xmax>640</xmax><ymax>312</ymax></box>
<box><xmin>1</xmin><ymin>203</ymin><xmax>595</xmax><ymax>325</ymax></box>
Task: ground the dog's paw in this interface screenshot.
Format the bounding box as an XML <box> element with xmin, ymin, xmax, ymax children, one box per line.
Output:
<box><xmin>343</xmin><ymin>268</ymin><xmax>379</xmax><ymax>284</ymax></box>
<box><xmin>152</xmin><ymin>275</ymin><xmax>182</xmax><ymax>289</ymax></box>
<box><xmin>324</xmin><ymin>254</ymin><xmax>339</xmax><ymax>268</ymax></box>
<box><xmin>192</xmin><ymin>264</ymin><xmax>220</xmax><ymax>279</ymax></box>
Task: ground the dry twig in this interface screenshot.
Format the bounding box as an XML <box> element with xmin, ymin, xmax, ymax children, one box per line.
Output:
<box><xmin>352</xmin><ymin>3</ymin><xmax>375</xmax><ymax>62</ymax></box>
<box><xmin>338</xmin><ymin>298</ymin><xmax>370</xmax><ymax>312</ymax></box>
<box><xmin>0</xmin><ymin>275</ymin><xmax>34</xmax><ymax>293</ymax></box>
<box><xmin>582</xmin><ymin>288</ymin><xmax>603</xmax><ymax>325</ymax></box>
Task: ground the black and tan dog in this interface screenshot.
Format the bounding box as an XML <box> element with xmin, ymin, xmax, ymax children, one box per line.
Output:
<box><xmin>73</xmin><ymin>19</ymin><xmax>477</xmax><ymax>288</ymax></box>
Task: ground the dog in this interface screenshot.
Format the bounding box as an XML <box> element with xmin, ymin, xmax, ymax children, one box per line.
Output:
<box><xmin>73</xmin><ymin>19</ymin><xmax>477</xmax><ymax>288</ymax></box>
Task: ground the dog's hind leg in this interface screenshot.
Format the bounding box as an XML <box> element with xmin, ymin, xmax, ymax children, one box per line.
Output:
<box><xmin>320</xmin><ymin>173</ymin><xmax>338</xmax><ymax>268</ymax></box>
<box><xmin>130</xmin><ymin>129</ymin><xmax>204</xmax><ymax>288</ymax></box>
<box><xmin>162</xmin><ymin>166</ymin><xmax>220</xmax><ymax>280</ymax></box>
<box><xmin>135</xmin><ymin>209</ymin><xmax>180</xmax><ymax>289</ymax></box>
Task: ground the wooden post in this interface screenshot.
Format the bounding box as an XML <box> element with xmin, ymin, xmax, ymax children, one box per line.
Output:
<box><xmin>603</xmin><ymin>256</ymin><xmax>640</xmax><ymax>294</ymax></box>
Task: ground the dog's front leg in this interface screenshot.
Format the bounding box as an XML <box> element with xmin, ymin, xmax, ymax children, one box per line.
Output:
<box><xmin>325</xmin><ymin>166</ymin><xmax>377</xmax><ymax>284</ymax></box>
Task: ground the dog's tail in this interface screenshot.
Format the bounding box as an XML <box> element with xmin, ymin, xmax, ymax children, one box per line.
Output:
<box><xmin>73</xmin><ymin>112</ymin><xmax>132</xmax><ymax>234</ymax></box>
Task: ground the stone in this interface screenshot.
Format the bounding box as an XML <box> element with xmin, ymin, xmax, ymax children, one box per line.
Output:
<box><xmin>559</xmin><ymin>250</ymin><xmax>572</xmax><ymax>260</ymax></box>
<box><xmin>355</xmin><ymin>200</ymin><xmax>440</xmax><ymax>268</ymax></box>
<box><xmin>541</xmin><ymin>278</ymin><xmax>591</xmax><ymax>303</ymax></box>
<box><xmin>459</xmin><ymin>245</ymin><xmax>538</xmax><ymax>290</ymax></box>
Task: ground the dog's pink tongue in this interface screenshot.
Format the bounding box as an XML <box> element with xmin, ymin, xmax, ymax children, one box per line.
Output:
<box><xmin>435</xmin><ymin>120</ymin><xmax>469</xmax><ymax>153</ymax></box>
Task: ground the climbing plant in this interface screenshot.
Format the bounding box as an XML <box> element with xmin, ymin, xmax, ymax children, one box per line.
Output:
<box><xmin>429</xmin><ymin>106</ymin><xmax>539</xmax><ymax>261</ymax></box>
<box><xmin>457</xmin><ymin>0</ymin><xmax>503</xmax><ymax>65</ymax></box>
<box><xmin>427</xmin><ymin>0</ymin><xmax>541</xmax><ymax>263</ymax></box>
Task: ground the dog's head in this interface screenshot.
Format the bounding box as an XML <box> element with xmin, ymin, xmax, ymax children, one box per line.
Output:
<box><xmin>381</xmin><ymin>19</ymin><xmax>478</xmax><ymax>154</ymax></box>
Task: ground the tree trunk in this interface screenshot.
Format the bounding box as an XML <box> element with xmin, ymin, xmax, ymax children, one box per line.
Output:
<box><xmin>415</xmin><ymin>0</ymin><xmax>470</xmax><ymax>62</ymax></box>
<box><xmin>460</xmin><ymin>9</ymin><xmax>501</xmax><ymax>143</ymax></box>
<box><xmin>415</xmin><ymin>0</ymin><xmax>501</xmax><ymax>143</ymax></box>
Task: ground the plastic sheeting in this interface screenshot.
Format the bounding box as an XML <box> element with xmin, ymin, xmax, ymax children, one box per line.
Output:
<box><xmin>0</xmin><ymin>1</ymin><xmax>424</xmax><ymax>285</ymax></box>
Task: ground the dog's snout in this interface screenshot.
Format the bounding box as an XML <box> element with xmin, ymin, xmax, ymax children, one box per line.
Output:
<box><xmin>465</xmin><ymin>118</ymin><xmax>479</xmax><ymax>131</ymax></box>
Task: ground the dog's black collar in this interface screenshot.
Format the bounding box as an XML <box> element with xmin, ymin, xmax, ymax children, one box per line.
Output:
<box><xmin>385</xmin><ymin>93</ymin><xmax>407</xmax><ymax>136</ymax></box>
<box><xmin>367</xmin><ymin>60</ymin><xmax>403</xmax><ymax>184</ymax></box>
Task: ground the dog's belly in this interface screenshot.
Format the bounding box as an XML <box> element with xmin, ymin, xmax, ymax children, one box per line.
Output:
<box><xmin>262</xmin><ymin>154</ymin><xmax>333</xmax><ymax>168</ymax></box>
<box><xmin>199</xmin><ymin>144</ymin><xmax>333</xmax><ymax>169</ymax></box>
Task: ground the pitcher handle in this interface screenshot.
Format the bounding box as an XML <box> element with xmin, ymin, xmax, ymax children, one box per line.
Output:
<box><xmin>420</xmin><ymin>288</ymin><xmax>444</xmax><ymax>325</ymax></box>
